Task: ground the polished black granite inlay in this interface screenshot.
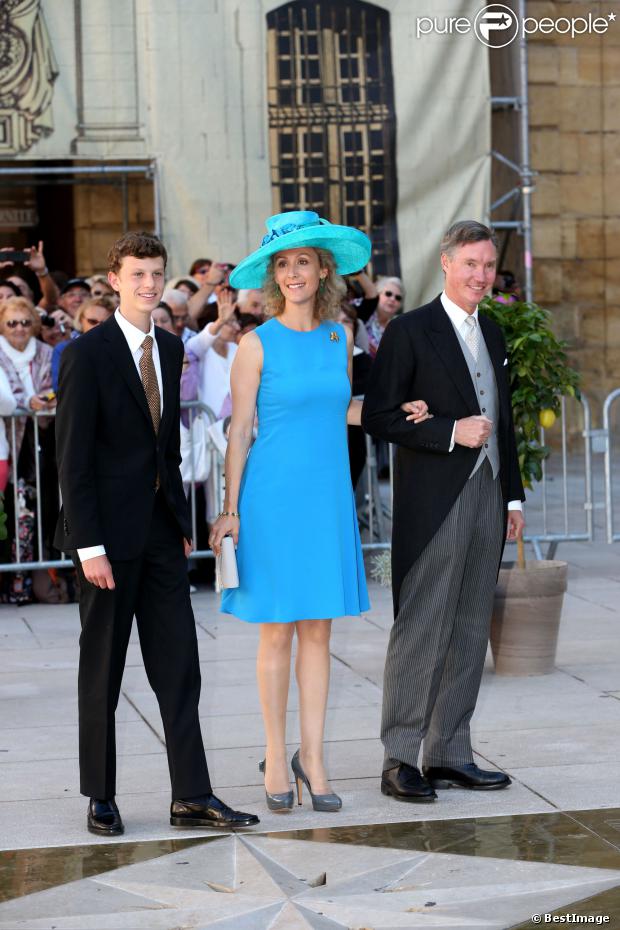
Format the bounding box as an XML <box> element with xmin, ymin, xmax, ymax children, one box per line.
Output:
<box><xmin>2</xmin><ymin>808</ymin><xmax>620</xmax><ymax>924</ymax></box>
<box><xmin>0</xmin><ymin>837</ymin><xmax>207</xmax><ymax>903</ymax></box>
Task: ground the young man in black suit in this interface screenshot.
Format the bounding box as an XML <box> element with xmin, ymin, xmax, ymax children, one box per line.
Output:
<box><xmin>362</xmin><ymin>221</ymin><xmax>525</xmax><ymax>803</ymax></box>
<box><xmin>55</xmin><ymin>232</ymin><xmax>258</xmax><ymax>835</ymax></box>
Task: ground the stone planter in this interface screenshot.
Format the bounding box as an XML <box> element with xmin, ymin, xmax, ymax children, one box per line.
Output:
<box><xmin>490</xmin><ymin>560</ymin><xmax>568</xmax><ymax>676</ymax></box>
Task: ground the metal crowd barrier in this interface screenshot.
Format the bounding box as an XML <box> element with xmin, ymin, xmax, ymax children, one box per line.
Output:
<box><xmin>528</xmin><ymin>393</ymin><xmax>594</xmax><ymax>559</ymax></box>
<box><xmin>1</xmin><ymin>391</ymin><xmax>619</xmax><ymax>574</ymax></box>
<box><xmin>182</xmin><ymin>401</ymin><xmax>222</xmax><ymax>560</ymax></box>
<box><xmin>357</xmin><ymin>436</ymin><xmax>392</xmax><ymax>552</ymax></box>
<box><xmin>2</xmin><ymin>409</ymin><xmax>67</xmax><ymax>572</ymax></box>
<box><xmin>603</xmin><ymin>388</ymin><xmax>620</xmax><ymax>543</ymax></box>
<box><xmin>0</xmin><ymin>402</ymin><xmax>221</xmax><ymax>573</ymax></box>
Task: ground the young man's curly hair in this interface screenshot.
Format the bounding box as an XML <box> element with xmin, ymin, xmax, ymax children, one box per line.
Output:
<box><xmin>108</xmin><ymin>232</ymin><xmax>168</xmax><ymax>275</ymax></box>
<box><xmin>262</xmin><ymin>248</ymin><xmax>346</xmax><ymax>321</ymax></box>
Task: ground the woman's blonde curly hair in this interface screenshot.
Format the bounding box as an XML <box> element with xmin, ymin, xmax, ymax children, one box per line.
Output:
<box><xmin>262</xmin><ymin>248</ymin><xmax>346</xmax><ymax>321</ymax></box>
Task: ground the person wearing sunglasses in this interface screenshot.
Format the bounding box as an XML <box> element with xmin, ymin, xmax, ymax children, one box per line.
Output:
<box><xmin>365</xmin><ymin>277</ymin><xmax>405</xmax><ymax>359</ymax></box>
<box><xmin>51</xmin><ymin>297</ymin><xmax>115</xmax><ymax>393</ymax></box>
<box><xmin>75</xmin><ymin>296</ymin><xmax>116</xmax><ymax>334</ymax></box>
<box><xmin>189</xmin><ymin>257</ymin><xmax>213</xmax><ymax>280</ymax></box>
<box><xmin>87</xmin><ymin>275</ymin><xmax>115</xmax><ymax>299</ymax></box>
<box><xmin>0</xmin><ymin>297</ymin><xmax>54</xmax><ymax>416</ymax></box>
<box><xmin>0</xmin><ymin>296</ymin><xmax>56</xmax><ymax>603</ymax></box>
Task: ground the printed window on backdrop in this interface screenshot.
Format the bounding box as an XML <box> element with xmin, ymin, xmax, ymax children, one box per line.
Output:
<box><xmin>266</xmin><ymin>0</ymin><xmax>401</xmax><ymax>277</ymax></box>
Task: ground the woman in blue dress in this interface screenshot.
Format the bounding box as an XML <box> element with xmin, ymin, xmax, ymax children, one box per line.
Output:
<box><xmin>209</xmin><ymin>211</ymin><xmax>428</xmax><ymax>813</ymax></box>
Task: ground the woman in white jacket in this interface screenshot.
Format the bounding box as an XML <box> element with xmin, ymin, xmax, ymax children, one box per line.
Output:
<box><xmin>0</xmin><ymin>363</ymin><xmax>17</xmax><ymax>491</ymax></box>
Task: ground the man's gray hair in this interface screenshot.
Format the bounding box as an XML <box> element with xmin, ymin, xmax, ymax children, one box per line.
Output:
<box><xmin>440</xmin><ymin>221</ymin><xmax>498</xmax><ymax>258</ymax></box>
<box><xmin>162</xmin><ymin>287</ymin><xmax>188</xmax><ymax>307</ymax></box>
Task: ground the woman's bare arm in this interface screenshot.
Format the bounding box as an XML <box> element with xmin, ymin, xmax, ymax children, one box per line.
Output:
<box><xmin>208</xmin><ymin>331</ymin><xmax>262</xmax><ymax>554</ymax></box>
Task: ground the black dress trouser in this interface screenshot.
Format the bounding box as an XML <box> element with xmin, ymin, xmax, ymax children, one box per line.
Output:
<box><xmin>74</xmin><ymin>492</ymin><xmax>211</xmax><ymax>800</ymax></box>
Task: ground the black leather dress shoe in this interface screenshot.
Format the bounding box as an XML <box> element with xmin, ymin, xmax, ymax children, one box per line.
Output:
<box><xmin>423</xmin><ymin>763</ymin><xmax>511</xmax><ymax>790</ymax></box>
<box><xmin>87</xmin><ymin>798</ymin><xmax>124</xmax><ymax>836</ymax></box>
<box><xmin>381</xmin><ymin>763</ymin><xmax>437</xmax><ymax>803</ymax></box>
<box><xmin>170</xmin><ymin>794</ymin><xmax>260</xmax><ymax>828</ymax></box>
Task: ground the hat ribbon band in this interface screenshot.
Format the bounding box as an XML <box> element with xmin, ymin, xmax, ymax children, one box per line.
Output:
<box><xmin>260</xmin><ymin>218</ymin><xmax>329</xmax><ymax>248</ymax></box>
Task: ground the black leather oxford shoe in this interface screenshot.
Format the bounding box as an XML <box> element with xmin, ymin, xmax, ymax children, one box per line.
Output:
<box><xmin>381</xmin><ymin>763</ymin><xmax>437</xmax><ymax>803</ymax></box>
<box><xmin>423</xmin><ymin>763</ymin><xmax>512</xmax><ymax>790</ymax></box>
<box><xmin>170</xmin><ymin>794</ymin><xmax>260</xmax><ymax>828</ymax></box>
<box><xmin>87</xmin><ymin>798</ymin><xmax>124</xmax><ymax>836</ymax></box>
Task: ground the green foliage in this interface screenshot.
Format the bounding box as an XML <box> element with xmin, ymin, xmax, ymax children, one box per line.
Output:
<box><xmin>0</xmin><ymin>492</ymin><xmax>7</xmax><ymax>542</ymax></box>
<box><xmin>479</xmin><ymin>297</ymin><xmax>580</xmax><ymax>490</ymax></box>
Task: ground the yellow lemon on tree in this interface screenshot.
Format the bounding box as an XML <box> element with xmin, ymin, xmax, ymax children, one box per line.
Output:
<box><xmin>539</xmin><ymin>409</ymin><xmax>556</xmax><ymax>429</ymax></box>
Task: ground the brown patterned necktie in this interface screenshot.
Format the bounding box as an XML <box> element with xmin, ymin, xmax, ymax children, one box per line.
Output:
<box><xmin>139</xmin><ymin>335</ymin><xmax>161</xmax><ymax>434</ymax></box>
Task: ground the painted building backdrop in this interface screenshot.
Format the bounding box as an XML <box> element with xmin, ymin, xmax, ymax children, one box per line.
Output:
<box><xmin>0</xmin><ymin>0</ymin><xmax>490</xmax><ymax>308</ymax></box>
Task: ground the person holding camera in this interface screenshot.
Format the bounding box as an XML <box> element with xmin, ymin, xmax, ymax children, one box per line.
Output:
<box><xmin>0</xmin><ymin>241</ymin><xmax>60</xmax><ymax>312</ymax></box>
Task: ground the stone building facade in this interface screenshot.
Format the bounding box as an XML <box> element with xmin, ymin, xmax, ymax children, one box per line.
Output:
<box><xmin>2</xmin><ymin>0</ymin><xmax>617</xmax><ymax>412</ymax></box>
<box><xmin>1</xmin><ymin>0</ymin><xmax>490</xmax><ymax>307</ymax></box>
<box><xmin>527</xmin><ymin>0</ymin><xmax>620</xmax><ymax>408</ymax></box>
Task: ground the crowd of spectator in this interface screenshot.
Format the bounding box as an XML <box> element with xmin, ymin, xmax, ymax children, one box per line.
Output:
<box><xmin>0</xmin><ymin>239</ymin><xmax>522</xmax><ymax>604</ymax></box>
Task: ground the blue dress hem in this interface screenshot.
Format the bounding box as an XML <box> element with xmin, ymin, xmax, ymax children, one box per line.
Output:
<box><xmin>220</xmin><ymin>602</ymin><xmax>371</xmax><ymax>624</ymax></box>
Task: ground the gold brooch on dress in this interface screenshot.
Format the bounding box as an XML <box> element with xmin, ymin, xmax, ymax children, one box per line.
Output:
<box><xmin>330</xmin><ymin>331</ymin><xmax>339</xmax><ymax>342</ymax></box>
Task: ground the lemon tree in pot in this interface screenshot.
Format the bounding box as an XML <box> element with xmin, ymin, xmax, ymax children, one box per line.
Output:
<box><xmin>479</xmin><ymin>296</ymin><xmax>580</xmax><ymax>675</ymax></box>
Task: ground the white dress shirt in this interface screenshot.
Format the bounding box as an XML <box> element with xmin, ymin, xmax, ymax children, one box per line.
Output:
<box><xmin>78</xmin><ymin>309</ymin><xmax>164</xmax><ymax>562</ymax></box>
<box><xmin>440</xmin><ymin>292</ymin><xmax>522</xmax><ymax>513</ymax></box>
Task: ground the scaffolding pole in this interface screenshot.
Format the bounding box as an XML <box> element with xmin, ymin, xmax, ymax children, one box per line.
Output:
<box><xmin>518</xmin><ymin>0</ymin><xmax>534</xmax><ymax>303</ymax></box>
<box><xmin>489</xmin><ymin>0</ymin><xmax>534</xmax><ymax>302</ymax></box>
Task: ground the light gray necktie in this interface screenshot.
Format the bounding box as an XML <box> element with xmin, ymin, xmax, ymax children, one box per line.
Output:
<box><xmin>464</xmin><ymin>315</ymin><xmax>480</xmax><ymax>362</ymax></box>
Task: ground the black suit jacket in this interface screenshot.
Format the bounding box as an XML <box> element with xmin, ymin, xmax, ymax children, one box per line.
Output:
<box><xmin>54</xmin><ymin>315</ymin><xmax>191</xmax><ymax>558</ymax></box>
<box><xmin>361</xmin><ymin>295</ymin><xmax>525</xmax><ymax>613</ymax></box>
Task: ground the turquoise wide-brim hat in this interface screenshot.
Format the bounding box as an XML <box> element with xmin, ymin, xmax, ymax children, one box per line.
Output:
<box><xmin>229</xmin><ymin>211</ymin><xmax>372</xmax><ymax>289</ymax></box>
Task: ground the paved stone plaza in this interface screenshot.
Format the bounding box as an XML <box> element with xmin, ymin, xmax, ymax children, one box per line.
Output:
<box><xmin>1</xmin><ymin>513</ymin><xmax>619</xmax><ymax>927</ymax></box>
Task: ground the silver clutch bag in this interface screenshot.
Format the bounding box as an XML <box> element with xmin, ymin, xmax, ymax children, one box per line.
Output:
<box><xmin>216</xmin><ymin>535</ymin><xmax>239</xmax><ymax>591</ymax></box>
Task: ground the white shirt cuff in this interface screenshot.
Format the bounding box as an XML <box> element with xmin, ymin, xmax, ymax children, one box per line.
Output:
<box><xmin>448</xmin><ymin>421</ymin><xmax>456</xmax><ymax>452</ymax></box>
<box><xmin>77</xmin><ymin>545</ymin><xmax>106</xmax><ymax>561</ymax></box>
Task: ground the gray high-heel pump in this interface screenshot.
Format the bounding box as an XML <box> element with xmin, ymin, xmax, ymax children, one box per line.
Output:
<box><xmin>291</xmin><ymin>749</ymin><xmax>342</xmax><ymax>812</ymax></box>
<box><xmin>258</xmin><ymin>759</ymin><xmax>294</xmax><ymax>812</ymax></box>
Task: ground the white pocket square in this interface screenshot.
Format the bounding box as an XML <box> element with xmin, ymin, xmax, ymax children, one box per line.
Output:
<box><xmin>503</xmin><ymin>357</ymin><xmax>508</xmax><ymax>366</ymax></box>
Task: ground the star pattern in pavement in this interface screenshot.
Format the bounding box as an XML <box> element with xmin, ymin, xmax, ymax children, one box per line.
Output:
<box><xmin>1</xmin><ymin>835</ymin><xmax>619</xmax><ymax>928</ymax></box>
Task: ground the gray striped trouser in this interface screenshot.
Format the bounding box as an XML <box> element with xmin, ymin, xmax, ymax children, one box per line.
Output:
<box><xmin>381</xmin><ymin>458</ymin><xmax>504</xmax><ymax>769</ymax></box>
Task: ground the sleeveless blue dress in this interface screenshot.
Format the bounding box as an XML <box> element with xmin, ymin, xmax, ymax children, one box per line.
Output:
<box><xmin>221</xmin><ymin>318</ymin><xmax>370</xmax><ymax>623</ymax></box>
